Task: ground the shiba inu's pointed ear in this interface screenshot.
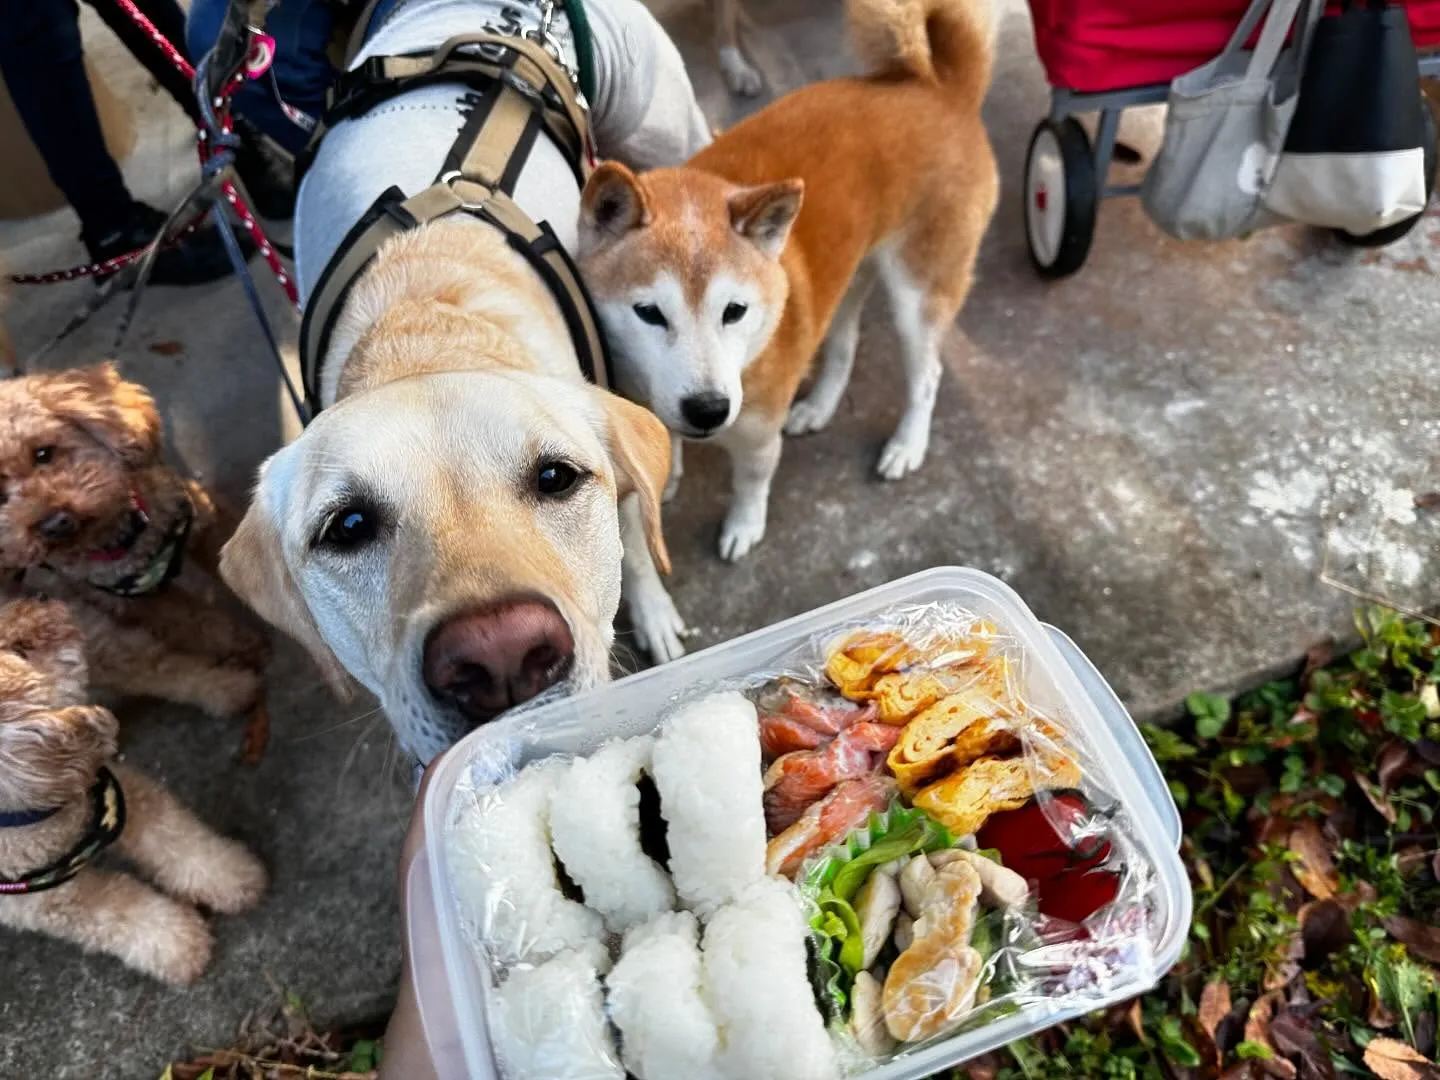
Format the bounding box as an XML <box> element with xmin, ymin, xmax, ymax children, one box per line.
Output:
<box><xmin>593</xmin><ymin>389</ymin><xmax>672</xmax><ymax>575</ymax></box>
<box><xmin>579</xmin><ymin>162</ymin><xmax>652</xmax><ymax>253</ymax></box>
<box><xmin>221</xmin><ymin>456</ymin><xmax>354</xmax><ymax>700</ymax></box>
<box><xmin>729</xmin><ymin>179</ymin><xmax>804</xmax><ymax>259</ymax></box>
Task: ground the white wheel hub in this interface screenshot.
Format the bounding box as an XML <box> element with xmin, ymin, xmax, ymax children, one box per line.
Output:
<box><xmin>1027</xmin><ymin>127</ymin><xmax>1066</xmax><ymax>268</ymax></box>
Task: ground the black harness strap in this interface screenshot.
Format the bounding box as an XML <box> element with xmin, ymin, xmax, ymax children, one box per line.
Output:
<box><xmin>0</xmin><ymin>768</ymin><xmax>126</xmax><ymax>896</ymax></box>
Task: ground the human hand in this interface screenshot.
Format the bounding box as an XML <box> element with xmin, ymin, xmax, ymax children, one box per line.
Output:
<box><xmin>378</xmin><ymin>758</ymin><xmax>444</xmax><ymax>1080</ymax></box>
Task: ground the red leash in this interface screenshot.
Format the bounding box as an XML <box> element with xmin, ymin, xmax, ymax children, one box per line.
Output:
<box><xmin>7</xmin><ymin>0</ymin><xmax>298</xmax><ymax>309</ymax></box>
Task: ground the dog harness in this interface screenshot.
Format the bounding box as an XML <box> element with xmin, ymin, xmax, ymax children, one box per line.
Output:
<box><xmin>298</xmin><ymin>0</ymin><xmax>611</xmax><ymax>418</ymax></box>
<box><xmin>83</xmin><ymin>493</ymin><xmax>194</xmax><ymax>599</ymax></box>
<box><xmin>0</xmin><ymin>767</ymin><xmax>126</xmax><ymax>896</ymax></box>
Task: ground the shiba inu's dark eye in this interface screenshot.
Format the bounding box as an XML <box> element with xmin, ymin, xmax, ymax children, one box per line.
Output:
<box><xmin>633</xmin><ymin>303</ymin><xmax>668</xmax><ymax>329</ymax></box>
<box><xmin>722</xmin><ymin>302</ymin><xmax>748</xmax><ymax>325</ymax></box>
<box><xmin>319</xmin><ymin>505</ymin><xmax>378</xmax><ymax>550</ymax></box>
<box><xmin>32</xmin><ymin>446</ymin><xmax>55</xmax><ymax>465</ymax></box>
<box><xmin>536</xmin><ymin>460</ymin><xmax>582</xmax><ymax>497</ymax></box>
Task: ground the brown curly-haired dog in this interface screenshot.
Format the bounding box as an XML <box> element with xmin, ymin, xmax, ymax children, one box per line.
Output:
<box><xmin>0</xmin><ymin>363</ymin><xmax>271</xmax><ymax>761</ymax></box>
<box><xmin>0</xmin><ymin>597</ymin><xmax>267</xmax><ymax>983</ymax></box>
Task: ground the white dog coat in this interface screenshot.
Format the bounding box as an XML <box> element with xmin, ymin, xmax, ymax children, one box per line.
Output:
<box><xmin>295</xmin><ymin>0</ymin><xmax>711</xmax><ymax>307</ymax></box>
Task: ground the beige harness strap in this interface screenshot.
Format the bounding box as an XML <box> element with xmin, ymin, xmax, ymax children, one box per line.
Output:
<box><xmin>299</xmin><ymin>34</ymin><xmax>608</xmax><ymax>413</ymax></box>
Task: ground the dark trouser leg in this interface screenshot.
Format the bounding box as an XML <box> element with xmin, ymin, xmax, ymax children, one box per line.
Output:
<box><xmin>0</xmin><ymin>0</ymin><xmax>135</xmax><ymax>240</ymax></box>
<box><xmin>80</xmin><ymin>0</ymin><xmax>202</xmax><ymax>126</ymax></box>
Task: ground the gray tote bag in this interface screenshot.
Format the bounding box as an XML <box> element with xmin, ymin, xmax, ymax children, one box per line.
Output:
<box><xmin>1141</xmin><ymin>0</ymin><xmax>1320</xmax><ymax>241</ymax></box>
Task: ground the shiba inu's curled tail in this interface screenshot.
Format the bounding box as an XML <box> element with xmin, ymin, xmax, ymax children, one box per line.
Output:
<box><xmin>848</xmin><ymin>0</ymin><xmax>995</xmax><ymax>106</ymax></box>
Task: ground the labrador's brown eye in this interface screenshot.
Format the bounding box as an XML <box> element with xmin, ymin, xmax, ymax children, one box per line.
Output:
<box><xmin>319</xmin><ymin>506</ymin><xmax>378</xmax><ymax>550</ymax></box>
<box><xmin>537</xmin><ymin>461</ymin><xmax>581</xmax><ymax>497</ymax></box>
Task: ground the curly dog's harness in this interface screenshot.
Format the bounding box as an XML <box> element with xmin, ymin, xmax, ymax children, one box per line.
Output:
<box><xmin>0</xmin><ymin>767</ymin><xmax>126</xmax><ymax>895</ymax></box>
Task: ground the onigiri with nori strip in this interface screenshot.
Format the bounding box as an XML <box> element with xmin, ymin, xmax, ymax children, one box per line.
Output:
<box><xmin>549</xmin><ymin>736</ymin><xmax>675</xmax><ymax>933</ymax></box>
<box><xmin>702</xmin><ymin>877</ymin><xmax>840</xmax><ymax>1080</ymax></box>
<box><xmin>448</xmin><ymin>759</ymin><xmax>603</xmax><ymax>964</ymax></box>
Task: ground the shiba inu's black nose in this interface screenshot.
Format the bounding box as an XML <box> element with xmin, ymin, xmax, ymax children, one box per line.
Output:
<box><xmin>680</xmin><ymin>392</ymin><xmax>731</xmax><ymax>433</ymax></box>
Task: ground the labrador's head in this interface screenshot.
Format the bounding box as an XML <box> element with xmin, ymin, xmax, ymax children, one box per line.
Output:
<box><xmin>221</xmin><ymin>370</ymin><xmax>670</xmax><ymax>763</ymax></box>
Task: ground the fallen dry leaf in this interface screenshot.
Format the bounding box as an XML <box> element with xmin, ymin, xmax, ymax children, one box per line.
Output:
<box><xmin>148</xmin><ymin>339</ymin><xmax>184</xmax><ymax>356</ymax></box>
<box><xmin>1379</xmin><ymin>741</ymin><xmax>1418</xmax><ymax>791</ymax></box>
<box><xmin>1371</xmin><ymin>990</ymin><xmax>1401</xmax><ymax>1030</ymax></box>
<box><xmin>1268</xmin><ymin>1011</ymin><xmax>1335</xmax><ymax>1080</ymax></box>
<box><xmin>1416</xmin><ymin>491</ymin><xmax>1440</xmax><ymax>511</ymax></box>
<box><xmin>1358</xmin><ymin>774</ymin><xmax>1399</xmax><ymax>823</ymax></box>
<box><xmin>1399</xmin><ymin>846</ymin><xmax>1430</xmax><ymax>878</ymax></box>
<box><xmin>1200</xmin><ymin>980</ymin><xmax>1232</xmax><ymax>1043</ymax></box>
<box><xmin>1300</xmin><ymin>899</ymin><xmax>1350</xmax><ymax>964</ymax></box>
<box><xmin>1384</xmin><ymin>915</ymin><xmax>1440</xmax><ymax>965</ymax></box>
<box><xmin>1266</xmin><ymin>932</ymin><xmax>1305</xmax><ymax>990</ymax></box>
<box><xmin>1244</xmin><ymin>989</ymin><xmax>1293</xmax><ymax>1075</ymax></box>
<box><xmin>1363</xmin><ymin>1036</ymin><xmax>1440</xmax><ymax>1080</ymax></box>
<box><xmin>1288</xmin><ymin>820</ymin><xmax>1339</xmax><ymax>900</ymax></box>
<box><xmin>1301</xmin><ymin>641</ymin><xmax>1334</xmax><ymax>687</ymax></box>
<box><xmin>1126</xmin><ymin>997</ymin><xmax>1145</xmax><ymax>1043</ymax></box>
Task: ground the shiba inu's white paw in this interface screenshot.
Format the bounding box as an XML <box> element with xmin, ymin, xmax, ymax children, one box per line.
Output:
<box><xmin>719</xmin><ymin>46</ymin><xmax>763</xmax><ymax>96</ymax></box>
<box><xmin>718</xmin><ymin>506</ymin><xmax>767</xmax><ymax>561</ymax></box>
<box><xmin>784</xmin><ymin>394</ymin><xmax>838</xmax><ymax>435</ymax></box>
<box><xmin>877</xmin><ymin>431</ymin><xmax>929</xmax><ymax>480</ymax></box>
<box><xmin>628</xmin><ymin>580</ymin><xmax>689</xmax><ymax>663</ymax></box>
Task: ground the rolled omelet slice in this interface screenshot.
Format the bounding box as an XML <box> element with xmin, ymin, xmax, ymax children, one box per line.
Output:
<box><xmin>912</xmin><ymin>753</ymin><xmax>1083</xmax><ymax>837</ymax></box>
<box><xmin>886</xmin><ymin>684</ymin><xmax>1018</xmax><ymax>798</ymax></box>
<box><xmin>824</xmin><ymin>622</ymin><xmax>1003</xmax><ymax>703</ymax></box>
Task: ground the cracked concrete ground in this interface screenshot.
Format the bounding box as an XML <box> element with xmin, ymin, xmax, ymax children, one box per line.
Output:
<box><xmin>1</xmin><ymin>1</ymin><xmax>1437</xmax><ymax>1076</ymax></box>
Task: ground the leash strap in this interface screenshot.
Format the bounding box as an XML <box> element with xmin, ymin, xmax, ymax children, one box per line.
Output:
<box><xmin>298</xmin><ymin>28</ymin><xmax>607</xmax><ymax>416</ymax></box>
<box><xmin>0</xmin><ymin>768</ymin><xmax>126</xmax><ymax>896</ymax></box>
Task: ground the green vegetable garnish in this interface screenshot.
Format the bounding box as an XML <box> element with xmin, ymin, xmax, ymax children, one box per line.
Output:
<box><xmin>800</xmin><ymin>802</ymin><xmax>955</xmax><ymax>1013</ymax></box>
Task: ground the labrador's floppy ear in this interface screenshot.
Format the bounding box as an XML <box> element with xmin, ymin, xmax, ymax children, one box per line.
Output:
<box><xmin>31</xmin><ymin>361</ymin><xmax>162</xmax><ymax>465</ymax></box>
<box><xmin>579</xmin><ymin>161</ymin><xmax>652</xmax><ymax>255</ymax></box>
<box><xmin>593</xmin><ymin>390</ymin><xmax>672</xmax><ymax>575</ymax></box>
<box><xmin>221</xmin><ymin>461</ymin><xmax>354</xmax><ymax>700</ymax></box>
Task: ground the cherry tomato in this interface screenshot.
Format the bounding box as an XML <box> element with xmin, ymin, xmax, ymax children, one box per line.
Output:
<box><xmin>1036</xmin><ymin>867</ymin><xmax>1121</xmax><ymax>923</ymax></box>
<box><xmin>976</xmin><ymin>792</ymin><xmax>1111</xmax><ymax>880</ymax></box>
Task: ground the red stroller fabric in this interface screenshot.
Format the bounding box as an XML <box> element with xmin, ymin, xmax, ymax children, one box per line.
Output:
<box><xmin>1029</xmin><ymin>0</ymin><xmax>1440</xmax><ymax>93</ymax></box>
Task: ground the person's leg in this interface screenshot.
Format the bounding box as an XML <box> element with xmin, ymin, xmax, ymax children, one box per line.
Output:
<box><xmin>0</xmin><ymin>0</ymin><xmax>247</xmax><ymax>283</ymax></box>
<box><xmin>0</xmin><ymin>0</ymin><xmax>136</xmax><ymax>241</ymax></box>
<box><xmin>80</xmin><ymin>0</ymin><xmax>201</xmax><ymax>125</ymax></box>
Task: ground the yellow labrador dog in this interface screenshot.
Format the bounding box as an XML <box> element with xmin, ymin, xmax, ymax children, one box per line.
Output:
<box><xmin>222</xmin><ymin>0</ymin><xmax>709</xmax><ymax>763</ymax></box>
<box><xmin>222</xmin><ymin>222</ymin><xmax>673</xmax><ymax>763</ymax></box>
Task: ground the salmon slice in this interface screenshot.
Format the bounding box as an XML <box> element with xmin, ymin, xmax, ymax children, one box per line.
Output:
<box><xmin>755</xmin><ymin>684</ymin><xmax>878</xmax><ymax>759</ymax></box>
<box><xmin>766</xmin><ymin>774</ymin><xmax>898</xmax><ymax>878</ymax></box>
<box><xmin>763</xmin><ymin>722</ymin><xmax>901</xmax><ymax>834</ymax></box>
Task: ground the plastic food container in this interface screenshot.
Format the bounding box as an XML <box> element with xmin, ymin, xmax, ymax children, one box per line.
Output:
<box><xmin>412</xmin><ymin>567</ymin><xmax>1191</xmax><ymax>1079</ymax></box>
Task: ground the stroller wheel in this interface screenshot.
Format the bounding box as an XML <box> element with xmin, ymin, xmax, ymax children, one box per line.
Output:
<box><xmin>1025</xmin><ymin>118</ymin><xmax>1098</xmax><ymax>279</ymax></box>
<box><xmin>1333</xmin><ymin>93</ymin><xmax>1437</xmax><ymax>248</ymax></box>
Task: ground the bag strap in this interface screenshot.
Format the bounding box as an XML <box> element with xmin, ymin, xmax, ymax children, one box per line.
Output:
<box><xmin>1215</xmin><ymin>0</ymin><xmax>1309</xmax><ymax>81</ymax></box>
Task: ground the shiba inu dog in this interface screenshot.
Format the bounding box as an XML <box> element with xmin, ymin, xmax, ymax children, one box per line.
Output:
<box><xmin>578</xmin><ymin>0</ymin><xmax>998</xmax><ymax>659</ymax></box>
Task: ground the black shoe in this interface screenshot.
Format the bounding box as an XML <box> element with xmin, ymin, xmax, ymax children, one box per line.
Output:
<box><xmin>232</xmin><ymin>116</ymin><xmax>297</xmax><ymax>222</ymax></box>
<box><xmin>83</xmin><ymin>202</ymin><xmax>252</xmax><ymax>288</ymax></box>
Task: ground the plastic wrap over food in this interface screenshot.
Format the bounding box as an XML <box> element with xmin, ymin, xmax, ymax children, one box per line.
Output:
<box><xmin>442</xmin><ymin>598</ymin><xmax>1174</xmax><ymax>1079</ymax></box>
